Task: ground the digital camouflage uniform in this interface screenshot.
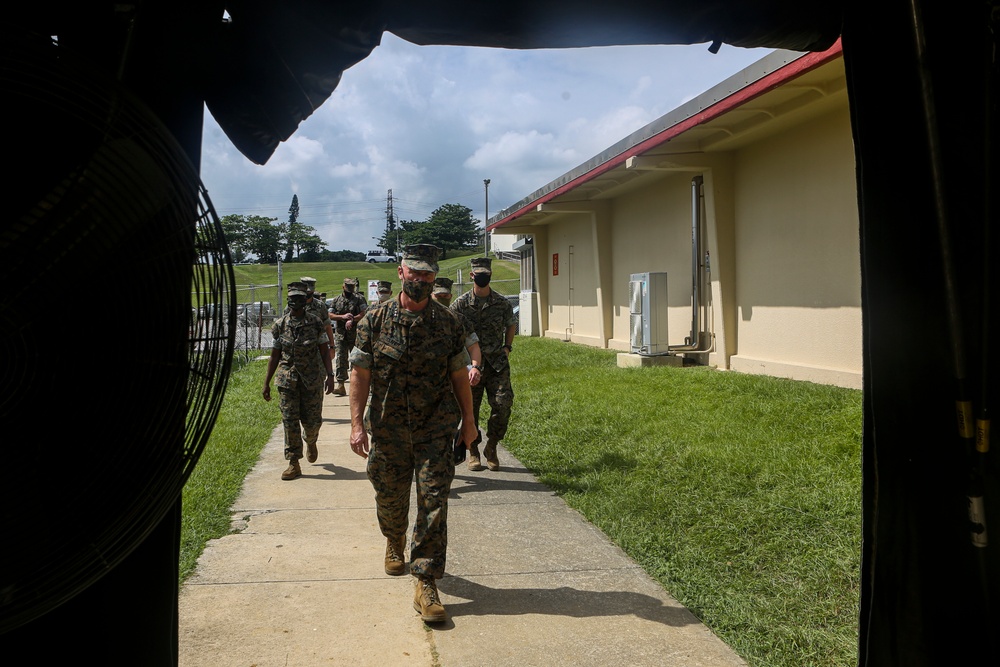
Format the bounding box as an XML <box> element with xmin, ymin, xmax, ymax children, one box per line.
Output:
<box><xmin>270</xmin><ymin>310</ymin><xmax>328</xmax><ymax>460</ymax></box>
<box><xmin>329</xmin><ymin>288</ymin><xmax>367</xmax><ymax>382</ymax></box>
<box><xmin>282</xmin><ymin>295</ymin><xmax>331</xmax><ymax>332</ymax></box>
<box><xmin>350</xmin><ymin>297</ymin><xmax>469</xmax><ymax>579</ymax></box>
<box><xmin>308</xmin><ymin>297</ymin><xmax>330</xmax><ymax>326</ymax></box>
<box><xmin>432</xmin><ymin>277</ymin><xmax>479</xmax><ymax>350</ymax></box>
<box><xmin>451</xmin><ymin>287</ymin><xmax>516</xmax><ymax>441</ymax></box>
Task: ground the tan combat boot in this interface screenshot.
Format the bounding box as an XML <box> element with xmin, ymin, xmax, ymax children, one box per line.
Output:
<box><xmin>305</xmin><ymin>441</ymin><xmax>318</xmax><ymax>463</ymax></box>
<box><xmin>384</xmin><ymin>536</ymin><xmax>406</xmax><ymax>576</ymax></box>
<box><xmin>281</xmin><ymin>459</ymin><xmax>301</xmax><ymax>480</ymax></box>
<box><xmin>467</xmin><ymin>442</ymin><xmax>484</xmax><ymax>471</ymax></box>
<box><xmin>333</xmin><ymin>382</ymin><xmax>347</xmax><ymax>396</ymax></box>
<box><xmin>484</xmin><ymin>438</ymin><xmax>500</xmax><ymax>471</ymax></box>
<box><xmin>413</xmin><ymin>577</ymin><xmax>447</xmax><ymax>623</ymax></box>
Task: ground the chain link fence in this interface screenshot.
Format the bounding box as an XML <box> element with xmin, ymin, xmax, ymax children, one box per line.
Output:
<box><xmin>231</xmin><ymin>284</ymin><xmax>282</xmax><ymax>362</ymax></box>
<box><xmin>192</xmin><ymin>283</ymin><xmax>283</xmax><ymax>364</ymax></box>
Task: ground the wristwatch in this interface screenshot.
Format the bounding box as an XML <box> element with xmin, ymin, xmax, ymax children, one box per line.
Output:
<box><xmin>471</xmin><ymin>364</ymin><xmax>483</xmax><ymax>371</ymax></box>
<box><xmin>502</xmin><ymin>344</ymin><xmax>512</xmax><ymax>352</ymax></box>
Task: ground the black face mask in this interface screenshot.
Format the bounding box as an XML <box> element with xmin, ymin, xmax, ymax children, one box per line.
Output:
<box><xmin>473</xmin><ymin>273</ymin><xmax>492</xmax><ymax>288</ymax></box>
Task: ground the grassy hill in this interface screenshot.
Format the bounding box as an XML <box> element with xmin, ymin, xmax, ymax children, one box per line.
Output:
<box><xmin>232</xmin><ymin>249</ymin><xmax>520</xmax><ymax>297</ymax></box>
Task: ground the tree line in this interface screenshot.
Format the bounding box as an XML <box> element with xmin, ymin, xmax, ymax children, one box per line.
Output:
<box><xmin>221</xmin><ymin>196</ymin><xmax>484</xmax><ymax>264</ymax></box>
<box><xmin>220</xmin><ymin>195</ymin><xmax>331</xmax><ymax>263</ymax></box>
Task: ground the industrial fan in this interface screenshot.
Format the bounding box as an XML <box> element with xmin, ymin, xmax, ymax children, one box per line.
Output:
<box><xmin>0</xmin><ymin>28</ymin><xmax>235</xmax><ymax>631</ymax></box>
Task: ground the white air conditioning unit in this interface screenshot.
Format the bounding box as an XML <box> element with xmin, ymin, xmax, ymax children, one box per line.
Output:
<box><xmin>630</xmin><ymin>272</ymin><xmax>669</xmax><ymax>355</ymax></box>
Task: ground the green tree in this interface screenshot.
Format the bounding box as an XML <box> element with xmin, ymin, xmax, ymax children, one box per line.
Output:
<box><xmin>243</xmin><ymin>215</ymin><xmax>283</xmax><ymax>263</ymax></box>
<box><xmin>319</xmin><ymin>249</ymin><xmax>366</xmax><ymax>262</ymax></box>
<box><xmin>398</xmin><ymin>218</ymin><xmax>436</xmax><ymax>246</ymax></box>
<box><xmin>285</xmin><ymin>194</ymin><xmax>299</xmax><ymax>262</ymax></box>
<box><xmin>283</xmin><ymin>194</ymin><xmax>300</xmax><ymax>262</ymax></box>
<box><xmin>400</xmin><ymin>203</ymin><xmax>482</xmax><ymax>253</ymax></box>
<box><xmin>221</xmin><ymin>208</ymin><xmax>330</xmax><ymax>264</ymax></box>
<box><xmin>376</xmin><ymin>215</ymin><xmax>399</xmax><ymax>254</ymax></box>
<box><xmin>219</xmin><ymin>214</ymin><xmax>250</xmax><ymax>263</ymax></box>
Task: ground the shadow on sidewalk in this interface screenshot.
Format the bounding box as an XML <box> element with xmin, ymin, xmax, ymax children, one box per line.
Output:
<box><xmin>437</xmin><ymin>575</ymin><xmax>702</xmax><ymax>628</ymax></box>
<box><xmin>304</xmin><ymin>463</ymin><xmax>369</xmax><ymax>481</ymax></box>
<box><xmin>449</xmin><ymin>471</ymin><xmax>555</xmax><ymax>500</ymax></box>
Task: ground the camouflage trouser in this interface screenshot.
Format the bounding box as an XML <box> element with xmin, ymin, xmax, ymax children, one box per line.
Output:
<box><xmin>366</xmin><ymin>431</ymin><xmax>455</xmax><ymax>579</ymax></box>
<box><xmin>278</xmin><ymin>382</ymin><xmax>324</xmax><ymax>460</ymax></box>
<box><xmin>333</xmin><ymin>332</ymin><xmax>356</xmax><ymax>382</ymax></box>
<box><xmin>472</xmin><ymin>363</ymin><xmax>514</xmax><ymax>441</ymax></box>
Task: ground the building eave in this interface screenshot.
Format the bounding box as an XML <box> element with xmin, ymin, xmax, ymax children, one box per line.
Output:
<box><xmin>489</xmin><ymin>38</ymin><xmax>843</xmax><ymax>232</ymax></box>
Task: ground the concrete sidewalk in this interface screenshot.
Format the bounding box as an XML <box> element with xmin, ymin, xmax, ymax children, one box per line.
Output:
<box><xmin>179</xmin><ymin>387</ymin><xmax>746</xmax><ymax>667</ymax></box>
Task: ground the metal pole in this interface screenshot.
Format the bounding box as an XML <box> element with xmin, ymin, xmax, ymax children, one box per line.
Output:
<box><xmin>484</xmin><ymin>178</ymin><xmax>491</xmax><ymax>256</ymax></box>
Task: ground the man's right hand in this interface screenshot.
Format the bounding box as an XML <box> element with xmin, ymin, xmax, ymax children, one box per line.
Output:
<box><xmin>349</xmin><ymin>426</ymin><xmax>370</xmax><ymax>459</ymax></box>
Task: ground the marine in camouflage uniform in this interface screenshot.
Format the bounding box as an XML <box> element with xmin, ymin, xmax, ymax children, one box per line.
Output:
<box><xmin>299</xmin><ymin>275</ymin><xmax>335</xmax><ymax>350</ymax></box>
<box><xmin>329</xmin><ymin>277</ymin><xmax>367</xmax><ymax>393</ymax></box>
<box><xmin>263</xmin><ymin>282</ymin><xmax>335</xmax><ymax>480</ymax></box>
<box><xmin>375</xmin><ymin>279</ymin><xmax>393</xmax><ymax>303</ymax></box>
<box><xmin>349</xmin><ymin>244</ymin><xmax>477</xmax><ymax>624</ymax></box>
<box><xmin>432</xmin><ymin>276</ymin><xmax>483</xmax><ymax>389</ymax></box>
<box><xmin>363</xmin><ymin>281</ymin><xmax>397</xmax><ymax>432</ymax></box>
<box><xmin>450</xmin><ymin>257</ymin><xmax>517</xmax><ymax>471</ymax></box>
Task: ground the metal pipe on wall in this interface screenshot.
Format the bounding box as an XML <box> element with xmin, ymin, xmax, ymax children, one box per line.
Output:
<box><xmin>691</xmin><ymin>175</ymin><xmax>703</xmax><ymax>345</ymax></box>
<box><xmin>670</xmin><ymin>175</ymin><xmax>713</xmax><ymax>353</ymax></box>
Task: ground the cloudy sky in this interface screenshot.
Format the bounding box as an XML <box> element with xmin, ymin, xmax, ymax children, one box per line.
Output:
<box><xmin>200</xmin><ymin>33</ymin><xmax>772</xmax><ymax>254</ymax></box>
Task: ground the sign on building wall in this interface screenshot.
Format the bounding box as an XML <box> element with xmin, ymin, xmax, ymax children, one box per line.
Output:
<box><xmin>553</xmin><ymin>253</ymin><xmax>559</xmax><ymax>276</ymax></box>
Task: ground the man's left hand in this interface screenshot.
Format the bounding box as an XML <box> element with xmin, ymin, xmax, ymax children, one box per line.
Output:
<box><xmin>325</xmin><ymin>376</ymin><xmax>336</xmax><ymax>394</ymax></box>
<box><xmin>461</xmin><ymin>420</ymin><xmax>479</xmax><ymax>450</ymax></box>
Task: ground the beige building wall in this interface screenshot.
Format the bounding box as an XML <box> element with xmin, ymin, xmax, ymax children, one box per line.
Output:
<box><xmin>534</xmin><ymin>103</ymin><xmax>860</xmax><ymax>387</ymax></box>
<box><xmin>607</xmin><ymin>174</ymin><xmax>704</xmax><ymax>352</ymax></box>
<box><xmin>542</xmin><ymin>216</ymin><xmax>604</xmax><ymax>346</ymax></box>
<box><xmin>729</xmin><ymin>105</ymin><xmax>861</xmax><ymax>387</ymax></box>
<box><xmin>501</xmin><ymin>51</ymin><xmax>861</xmax><ymax>389</ymax></box>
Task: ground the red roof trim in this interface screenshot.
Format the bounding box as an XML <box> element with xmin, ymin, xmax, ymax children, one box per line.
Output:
<box><xmin>490</xmin><ymin>38</ymin><xmax>843</xmax><ymax>231</ymax></box>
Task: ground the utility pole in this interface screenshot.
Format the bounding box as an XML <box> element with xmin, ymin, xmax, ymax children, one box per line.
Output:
<box><xmin>483</xmin><ymin>178</ymin><xmax>490</xmax><ymax>257</ymax></box>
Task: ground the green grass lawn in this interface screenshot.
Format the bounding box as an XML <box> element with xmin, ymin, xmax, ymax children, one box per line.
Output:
<box><xmin>230</xmin><ymin>250</ymin><xmax>519</xmax><ymax>294</ymax></box>
<box><xmin>500</xmin><ymin>337</ymin><xmax>862</xmax><ymax>667</ymax></box>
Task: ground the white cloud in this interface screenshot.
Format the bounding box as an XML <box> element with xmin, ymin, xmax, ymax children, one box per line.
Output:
<box><xmin>328</xmin><ymin>162</ymin><xmax>369</xmax><ymax>179</ymax></box>
<box><xmin>260</xmin><ymin>135</ymin><xmax>326</xmax><ymax>177</ymax></box>
<box><xmin>465</xmin><ymin>130</ymin><xmax>576</xmax><ymax>169</ymax></box>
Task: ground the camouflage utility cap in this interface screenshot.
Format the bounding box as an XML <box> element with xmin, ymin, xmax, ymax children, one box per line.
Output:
<box><xmin>402</xmin><ymin>244</ymin><xmax>441</xmax><ymax>273</ymax></box>
<box><xmin>287</xmin><ymin>281</ymin><xmax>308</xmax><ymax>297</ymax></box>
<box><xmin>377</xmin><ymin>280</ymin><xmax>393</xmax><ymax>294</ymax></box>
<box><xmin>300</xmin><ymin>276</ymin><xmax>317</xmax><ymax>287</ymax></box>
<box><xmin>344</xmin><ymin>277</ymin><xmax>359</xmax><ymax>286</ymax></box>
<box><xmin>432</xmin><ymin>277</ymin><xmax>453</xmax><ymax>295</ymax></box>
<box><xmin>470</xmin><ymin>257</ymin><xmax>492</xmax><ymax>274</ymax></box>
